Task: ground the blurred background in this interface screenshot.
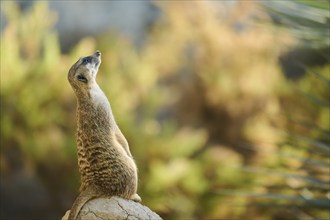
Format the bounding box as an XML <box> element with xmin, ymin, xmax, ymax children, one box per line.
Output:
<box><xmin>0</xmin><ymin>1</ymin><xmax>329</xmax><ymax>220</ymax></box>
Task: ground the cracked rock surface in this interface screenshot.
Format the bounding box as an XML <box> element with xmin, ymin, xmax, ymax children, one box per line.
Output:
<box><xmin>62</xmin><ymin>196</ymin><xmax>162</xmax><ymax>220</ymax></box>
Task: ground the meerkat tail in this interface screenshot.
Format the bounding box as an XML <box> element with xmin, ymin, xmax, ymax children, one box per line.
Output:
<box><xmin>68</xmin><ymin>187</ymin><xmax>101</xmax><ymax>220</ymax></box>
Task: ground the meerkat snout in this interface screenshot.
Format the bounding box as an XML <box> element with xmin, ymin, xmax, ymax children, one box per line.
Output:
<box><xmin>80</xmin><ymin>51</ymin><xmax>101</xmax><ymax>67</ymax></box>
<box><xmin>68</xmin><ymin>51</ymin><xmax>101</xmax><ymax>84</ymax></box>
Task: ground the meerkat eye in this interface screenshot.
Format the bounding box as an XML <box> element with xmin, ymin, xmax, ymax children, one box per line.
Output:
<box><xmin>77</xmin><ymin>75</ymin><xmax>87</xmax><ymax>83</ymax></box>
<box><xmin>82</xmin><ymin>57</ymin><xmax>91</xmax><ymax>64</ymax></box>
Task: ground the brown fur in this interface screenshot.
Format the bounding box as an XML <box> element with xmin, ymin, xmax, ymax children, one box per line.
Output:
<box><xmin>67</xmin><ymin>51</ymin><xmax>141</xmax><ymax>220</ymax></box>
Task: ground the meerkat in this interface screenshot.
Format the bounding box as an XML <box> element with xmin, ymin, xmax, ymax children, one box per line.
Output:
<box><xmin>67</xmin><ymin>51</ymin><xmax>141</xmax><ymax>220</ymax></box>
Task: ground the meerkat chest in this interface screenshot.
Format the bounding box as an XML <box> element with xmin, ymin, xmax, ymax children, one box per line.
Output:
<box><xmin>89</xmin><ymin>85</ymin><xmax>110</xmax><ymax>109</ymax></box>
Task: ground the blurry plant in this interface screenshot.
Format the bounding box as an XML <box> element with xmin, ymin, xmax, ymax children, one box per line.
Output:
<box><xmin>253</xmin><ymin>1</ymin><xmax>329</xmax><ymax>218</ymax></box>
<box><xmin>1</xmin><ymin>1</ymin><xmax>327</xmax><ymax>220</ymax></box>
<box><xmin>221</xmin><ymin>1</ymin><xmax>330</xmax><ymax>218</ymax></box>
<box><xmin>141</xmin><ymin>1</ymin><xmax>291</xmax><ymax>166</ymax></box>
<box><xmin>228</xmin><ymin>65</ymin><xmax>330</xmax><ymax>220</ymax></box>
<box><xmin>0</xmin><ymin>2</ymin><xmax>96</xmax><ymax>219</ymax></box>
<box><xmin>1</xmin><ymin>1</ymin><xmax>64</xmax><ymax>158</ymax></box>
<box><xmin>263</xmin><ymin>0</ymin><xmax>330</xmax><ymax>48</ymax></box>
<box><xmin>120</xmin><ymin>1</ymin><xmax>292</xmax><ymax>219</ymax></box>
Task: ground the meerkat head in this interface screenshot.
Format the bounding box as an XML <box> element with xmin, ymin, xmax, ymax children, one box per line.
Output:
<box><xmin>68</xmin><ymin>51</ymin><xmax>102</xmax><ymax>93</ymax></box>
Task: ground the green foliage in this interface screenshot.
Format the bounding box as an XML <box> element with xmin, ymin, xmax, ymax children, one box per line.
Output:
<box><xmin>0</xmin><ymin>1</ymin><xmax>328</xmax><ymax>220</ymax></box>
<box><xmin>263</xmin><ymin>0</ymin><xmax>330</xmax><ymax>48</ymax></box>
<box><xmin>1</xmin><ymin>2</ymin><xmax>73</xmax><ymax>163</ymax></box>
<box><xmin>241</xmin><ymin>66</ymin><xmax>330</xmax><ymax>219</ymax></box>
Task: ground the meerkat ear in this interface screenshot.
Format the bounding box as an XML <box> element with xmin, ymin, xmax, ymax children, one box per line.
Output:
<box><xmin>77</xmin><ymin>74</ymin><xmax>88</xmax><ymax>83</ymax></box>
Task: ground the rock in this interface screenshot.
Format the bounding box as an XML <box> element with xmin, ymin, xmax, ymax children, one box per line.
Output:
<box><xmin>62</xmin><ymin>196</ymin><xmax>162</xmax><ymax>220</ymax></box>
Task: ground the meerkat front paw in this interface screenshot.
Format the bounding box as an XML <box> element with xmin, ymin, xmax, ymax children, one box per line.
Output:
<box><xmin>131</xmin><ymin>194</ymin><xmax>142</xmax><ymax>202</ymax></box>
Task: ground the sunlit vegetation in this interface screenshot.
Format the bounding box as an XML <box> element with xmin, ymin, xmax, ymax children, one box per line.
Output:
<box><xmin>1</xmin><ymin>1</ymin><xmax>328</xmax><ymax>220</ymax></box>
